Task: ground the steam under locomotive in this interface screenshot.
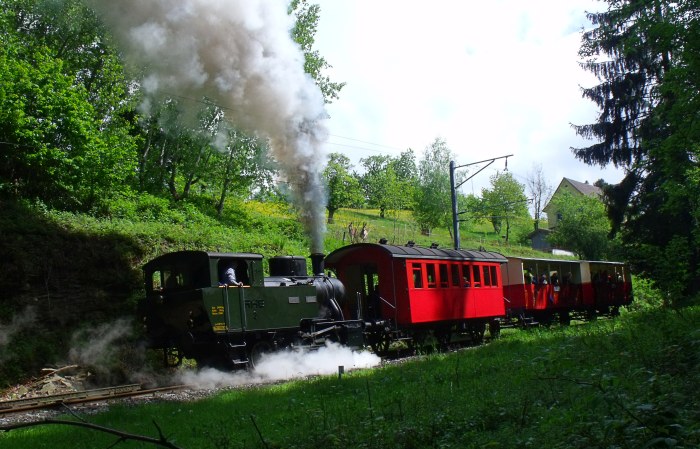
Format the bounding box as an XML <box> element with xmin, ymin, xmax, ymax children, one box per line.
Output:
<box><xmin>140</xmin><ymin>243</ymin><xmax>632</xmax><ymax>369</ymax></box>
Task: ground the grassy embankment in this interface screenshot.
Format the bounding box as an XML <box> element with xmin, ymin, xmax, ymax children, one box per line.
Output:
<box><xmin>0</xmin><ymin>197</ymin><xmax>547</xmax><ymax>388</ymax></box>
<box><xmin>1</xmin><ymin>306</ymin><xmax>698</xmax><ymax>448</ymax></box>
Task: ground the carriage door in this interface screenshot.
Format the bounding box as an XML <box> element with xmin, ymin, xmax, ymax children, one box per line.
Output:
<box><xmin>336</xmin><ymin>264</ymin><xmax>369</xmax><ymax>319</ymax></box>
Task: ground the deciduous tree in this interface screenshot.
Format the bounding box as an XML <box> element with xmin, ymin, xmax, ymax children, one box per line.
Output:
<box><xmin>480</xmin><ymin>172</ymin><xmax>530</xmax><ymax>243</ymax></box>
<box><xmin>323</xmin><ymin>153</ymin><xmax>363</xmax><ymax>224</ymax></box>
<box><xmin>547</xmin><ymin>191</ymin><xmax>613</xmax><ymax>260</ymax></box>
<box><xmin>413</xmin><ymin>138</ymin><xmax>453</xmax><ymax>235</ymax></box>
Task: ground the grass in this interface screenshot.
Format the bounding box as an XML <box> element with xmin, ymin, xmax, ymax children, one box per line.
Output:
<box><xmin>2</xmin><ymin>306</ymin><xmax>698</xmax><ymax>448</ymax></box>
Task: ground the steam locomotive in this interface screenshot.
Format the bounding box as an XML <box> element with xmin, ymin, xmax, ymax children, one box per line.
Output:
<box><xmin>139</xmin><ymin>243</ymin><xmax>632</xmax><ymax>368</ymax></box>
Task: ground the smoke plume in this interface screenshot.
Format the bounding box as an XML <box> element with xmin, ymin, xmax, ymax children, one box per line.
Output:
<box><xmin>86</xmin><ymin>0</ymin><xmax>328</xmax><ymax>251</ymax></box>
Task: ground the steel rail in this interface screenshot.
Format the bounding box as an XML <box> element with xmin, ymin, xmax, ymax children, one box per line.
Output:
<box><xmin>0</xmin><ymin>384</ymin><xmax>187</xmax><ymax>415</ymax></box>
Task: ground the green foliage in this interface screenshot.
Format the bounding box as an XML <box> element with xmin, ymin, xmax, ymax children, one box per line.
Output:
<box><xmin>548</xmin><ymin>191</ymin><xmax>615</xmax><ymax>260</ymax></box>
<box><xmin>359</xmin><ymin>151</ymin><xmax>417</xmax><ymax>219</ymax></box>
<box><xmin>413</xmin><ymin>138</ymin><xmax>454</xmax><ymax>234</ymax></box>
<box><xmin>289</xmin><ymin>0</ymin><xmax>345</xmax><ymax>103</ymax></box>
<box><xmin>0</xmin><ymin>1</ymin><xmax>138</xmax><ymax>210</ymax></box>
<box><xmin>324</xmin><ymin>153</ymin><xmax>364</xmax><ymax>223</ymax></box>
<box><xmin>574</xmin><ymin>0</ymin><xmax>700</xmax><ymax>299</ymax></box>
<box><xmin>627</xmin><ymin>276</ymin><xmax>665</xmax><ymax>312</ymax></box>
<box><xmin>479</xmin><ymin>171</ymin><xmax>531</xmax><ymax>243</ymax></box>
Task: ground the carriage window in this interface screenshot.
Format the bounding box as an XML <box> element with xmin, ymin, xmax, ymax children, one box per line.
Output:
<box><xmin>439</xmin><ymin>264</ymin><xmax>449</xmax><ymax>288</ymax></box>
<box><xmin>490</xmin><ymin>266</ymin><xmax>499</xmax><ymax>287</ymax></box>
<box><xmin>462</xmin><ymin>264</ymin><xmax>472</xmax><ymax>287</ymax></box>
<box><xmin>451</xmin><ymin>265</ymin><xmax>460</xmax><ymax>287</ymax></box>
<box><xmin>426</xmin><ymin>264</ymin><xmax>437</xmax><ymax>288</ymax></box>
<box><xmin>412</xmin><ymin>264</ymin><xmax>423</xmax><ymax>288</ymax></box>
<box><xmin>483</xmin><ymin>266</ymin><xmax>491</xmax><ymax>286</ymax></box>
<box><xmin>472</xmin><ymin>266</ymin><xmax>481</xmax><ymax>287</ymax></box>
<box><xmin>163</xmin><ymin>270</ymin><xmax>183</xmax><ymax>289</ymax></box>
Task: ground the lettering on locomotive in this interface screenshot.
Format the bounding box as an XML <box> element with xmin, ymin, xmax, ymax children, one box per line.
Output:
<box><xmin>245</xmin><ymin>299</ymin><xmax>265</xmax><ymax>309</ymax></box>
<box><xmin>211</xmin><ymin>305</ymin><xmax>225</xmax><ymax>316</ymax></box>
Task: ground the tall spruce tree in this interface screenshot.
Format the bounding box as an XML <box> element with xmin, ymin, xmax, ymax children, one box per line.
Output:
<box><xmin>573</xmin><ymin>0</ymin><xmax>700</xmax><ymax>300</ymax></box>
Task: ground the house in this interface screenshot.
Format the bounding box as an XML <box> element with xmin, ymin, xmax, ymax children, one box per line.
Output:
<box><xmin>543</xmin><ymin>178</ymin><xmax>602</xmax><ymax>230</ymax></box>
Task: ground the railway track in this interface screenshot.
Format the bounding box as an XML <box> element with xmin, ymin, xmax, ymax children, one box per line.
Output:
<box><xmin>0</xmin><ymin>384</ymin><xmax>187</xmax><ymax>415</ymax></box>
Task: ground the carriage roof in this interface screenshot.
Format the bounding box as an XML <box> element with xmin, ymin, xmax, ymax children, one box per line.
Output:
<box><xmin>325</xmin><ymin>243</ymin><xmax>507</xmax><ymax>264</ymax></box>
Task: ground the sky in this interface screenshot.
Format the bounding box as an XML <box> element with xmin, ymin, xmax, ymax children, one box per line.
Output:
<box><xmin>312</xmin><ymin>0</ymin><xmax>622</xmax><ymax>196</ymax></box>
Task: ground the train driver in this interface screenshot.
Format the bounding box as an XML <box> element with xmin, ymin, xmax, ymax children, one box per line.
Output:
<box><xmin>221</xmin><ymin>261</ymin><xmax>243</xmax><ymax>287</ymax></box>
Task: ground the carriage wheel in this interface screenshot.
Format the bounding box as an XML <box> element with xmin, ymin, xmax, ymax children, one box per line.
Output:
<box><xmin>469</xmin><ymin>323</ymin><xmax>485</xmax><ymax>345</ymax></box>
<box><xmin>435</xmin><ymin>328</ymin><xmax>453</xmax><ymax>350</ymax></box>
<box><xmin>559</xmin><ymin>311</ymin><xmax>571</xmax><ymax>326</ymax></box>
<box><xmin>488</xmin><ymin>319</ymin><xmax>501</xmax><ymax>339</ymax></box>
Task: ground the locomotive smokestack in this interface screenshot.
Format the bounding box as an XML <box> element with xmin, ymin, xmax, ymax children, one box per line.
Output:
<box><xmin>310</xmin><ymin>253</ymin><xmax>325</xmax><ymax>276</ymax></box>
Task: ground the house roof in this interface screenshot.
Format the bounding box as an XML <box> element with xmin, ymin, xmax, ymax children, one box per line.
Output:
<box><xmin>543</xmin><ymin>177</ymin><xmax>602</xmax><ymax>213</ymax></box>
<box><xmin>563</xmin><ymin>177</ymin><xmax>602</xmax><ymax>196</ymax></box>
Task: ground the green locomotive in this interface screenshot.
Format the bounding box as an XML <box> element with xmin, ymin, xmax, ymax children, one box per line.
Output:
<box><xmin>140</xmin><ymin>250</ymin><xmax>363</xmax><ymax>369</ymax></box>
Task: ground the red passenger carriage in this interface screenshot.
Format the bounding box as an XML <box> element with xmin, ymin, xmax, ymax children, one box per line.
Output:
<box><xmin>501</xmin><ymin>256</ymin><xmax>633</xmax><ymax>325</ymax></box>
<box><xmin>324</xmin><ymin>242</ymin><xmax>507</xmax><ymax>352</ymax></box>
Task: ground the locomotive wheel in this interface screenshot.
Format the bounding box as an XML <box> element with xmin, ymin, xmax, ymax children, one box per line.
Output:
<box><xmin>163</xmin><ymin>348</ymin><xmax>183</xmax><ymax>368</ymax></box>
<box><xmin>369</xmin><ymin>333</ymin><xmax>392</xmax><ymax>356</ymax></box>
<box><xmin>249</xmin><ymin>340</ymin><xmax>274</xmax><ymax>368</ymax></box>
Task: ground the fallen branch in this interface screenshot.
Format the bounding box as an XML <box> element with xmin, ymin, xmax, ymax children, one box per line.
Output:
<box><xmin>0</xmin><ymin>419</ymin><xmax>184</xmax><ymax>449</ymax></box>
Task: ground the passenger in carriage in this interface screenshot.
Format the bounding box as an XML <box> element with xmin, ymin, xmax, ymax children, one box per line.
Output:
<box><xmin>550</xmin><ymin>272</ymin><xmax>559</xmax><ymax>286</ymax></box>
<box><xmin>524</xmin><ymin>269</ymin><xmax>533</xmax><ymax>285</ymax></box>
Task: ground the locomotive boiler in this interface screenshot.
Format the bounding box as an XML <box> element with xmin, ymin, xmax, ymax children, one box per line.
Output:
<box><xmin>139</xmin><ymin>250</ymin><xmax>363</xmax><ymax>369</ymax></box>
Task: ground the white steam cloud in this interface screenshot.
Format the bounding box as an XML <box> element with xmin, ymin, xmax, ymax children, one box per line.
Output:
<box><xmin>176</xmin><ymin>342</ymin><xmax>381</xmax><ymax>389</ymax></box>
<box><xmin>0</xmin><ymin>306</ymin><xmax>37</xmax><ymax>348</ymax></box>
<box><xmin>68</xmin><ymin>318</ymin><xmax>133</xmax><ymax>366</ymax></box>
<box><xmin>86</xmin><ymin>0</ymin><xmax>329</xmax><ymax>251</ymax></box>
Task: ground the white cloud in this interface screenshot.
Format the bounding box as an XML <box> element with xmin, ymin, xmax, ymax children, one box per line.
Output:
<box><xmin>314</xmin><ymin>0</ymin><xmax>623</xmax><ymax>193</ymax></box>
